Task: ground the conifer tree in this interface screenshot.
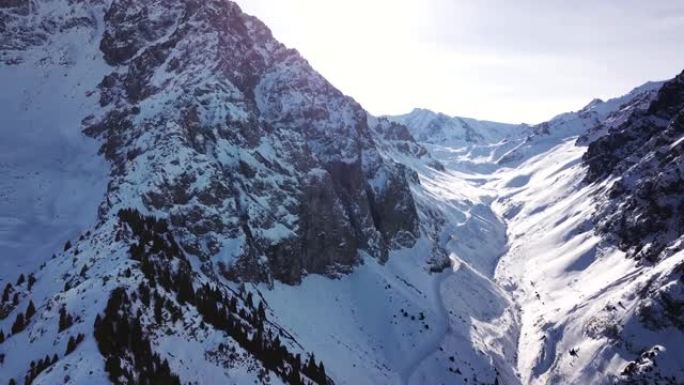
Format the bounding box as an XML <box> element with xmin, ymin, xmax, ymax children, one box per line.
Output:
<box><xmin>318</xmin><ymin>361</ymin><xmax>327</xmax><ymax>384</ymax></box>
<box><xmin>257</xmin><ymin>301</ymin><xmax>266</xmax><ymax>321</ymax></box>
<box><xmin>26</xmin><ymin>300</ymin><xmax>36</xmax><ymax>320</ymax></box>
<box><xmin>2</xmin><ymin>283</ymin><xmax>11</xmax><ymax>302</ymax></box>
<box><xmin>66</xmin><ymin>336</ymin><xmax>77</xmax><ymax>355</ymax></box>
<box><xmin>27</xmin><ymin>274</ymin><xmax>36</xmax><ymax>290</ymax></box>
<box><xmin>59</xmin><ymin>306</ymin><xmax>70</xmax><ymax>331</ymax></box>
<box><xmin>11</xmin><ymin>312</ymin><xmax>25</xmax><ymax>334</ymax></box>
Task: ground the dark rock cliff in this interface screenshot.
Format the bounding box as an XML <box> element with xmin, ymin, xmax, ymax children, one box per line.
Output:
<box><xmin>584</xmin><ymin>71</ymin><xmax>684</xmax><ymax>263</ymax></box>
<box><xmin>0</xmin><ymin>0</ymin><xmax>421</xmax><ymax>284</ymax></box>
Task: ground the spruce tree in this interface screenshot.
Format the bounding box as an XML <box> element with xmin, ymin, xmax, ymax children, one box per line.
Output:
<box><xmin>26</xmin><ymin>300</ymin><xmax>36</xmax><ymax>320</ymax></box>
<box><xmin>27</xmin><ymin>274</ymin><xmax>36</xmax><ymax>290</ymax></box>
<box><xmin>154</xmin><ymin>298</ymin><xmax>163</xmax><ymax>323</ymax></box>
<box><xmin>318</xmin><ymin>361</ymin><xmax>327</xmax><ymax>384</ymax></box>
<box><xmin>59</xmin><ymin>306</ymin><xmax>68</xmax><ymax>331</ymax></box>
<box><xmin>11</xmin><ymin>312</ymin><xmax>25</xmax><ymax>334</ymax></box>
<box><xmin>66</xmin><ymin>336</ymin><xmax>76</xmax><ymax>355</ymax></box>
<box><xmin>288</xmin><ymin>368</ymin><xmax>303</xmax><ymax>385</ymax></box>
<box><xmin>2</xmin><ymin>283</ymin><xmax>11</xmax><ymax>302</ymax></box>
<box><xmin>257</xmin><ymin>301</ymin><xmax>266</xmax><ymax>320</ymax></box>
<box><xmin>105</xmin><ymin>355</ymin><xmax>122</xmax><ymax>382</ymax></box>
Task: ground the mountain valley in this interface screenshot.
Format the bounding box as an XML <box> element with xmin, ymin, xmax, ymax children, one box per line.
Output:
<box><xmin>1</xmin><ymin>1</ymin><xmax>683</xmax><ymax>384</ymax></box>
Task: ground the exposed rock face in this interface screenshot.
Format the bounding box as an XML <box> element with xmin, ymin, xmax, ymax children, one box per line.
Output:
<box><xmin>7</xmin><ymin>0</ymin><xmax>683</xmax><ymax>383</ymax></box>
<box><xmin>638</xmin><ymin>260</ymin><xmax>684</xmax><ymax>332</ymax></box>
<box><xmin>0</xmin><ymin>0</ymin><xmax>424</xmax><ymax>383</ymax></box>
<box><xmin>0</xmin><ymin>0</ymin><xmax>27</xmax><ymax>9</ymax></box>
<box><xmin>2</xmin><ymin>0</ymin><xmax>420</xmax><ymax>285</ymax></box>
<box><xmin>389</xmin><ymin>108</ymin><xmax>525</xmax><ymax>146</ymax></box>
<box><xmin>370</xmin><ymin>117</ymin><xmax>442</xmax><ymax>170</ymax></box>
<box><xmin>584</xmin><ymin>71</ymin><xmax>684</xmax><ymax>262</ymax></box>
<box><xmin>577</xmin><ymin>72</ymin><xmax>684</xmax><ymax>384</ymax></box>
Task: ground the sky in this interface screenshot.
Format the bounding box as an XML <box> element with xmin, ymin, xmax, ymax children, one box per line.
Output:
<box><xmin>234</xmin><ymin>0</ymin><xmax>684</xmax><ymax>124</ymax></box>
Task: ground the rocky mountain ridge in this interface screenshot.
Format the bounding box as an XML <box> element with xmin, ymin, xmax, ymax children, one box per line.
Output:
<box><xmin>1</xmin><ymin>0</ymin><xmax>424</xmax><ymax>383</ymax></box>
<box><xmin>1</xmin><ymin>0</ymin><xmax>684</xmax><ymax>384</ymax></box>
<box><xmin>2</xmin><ymin>0</ymin><xmax>423</xmax><ymax>287</ymax></box>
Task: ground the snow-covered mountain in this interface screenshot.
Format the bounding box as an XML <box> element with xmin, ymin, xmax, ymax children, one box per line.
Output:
<box><xmin>489</xmin><ymin>73</ymin><xmax>684</xmax><ymax>385</ymax></box>
<box><xmin>391</xmin><ymin>108</ymin><xmax>527</xmax><ymax>146</ymax></box>
<box><xmin>1</xmin><ymin>0</ymin><xmax>684</xmax><ymax>384</ymax></box>
<box><xmin>389</xmin><ymin>82</ymin><xmax>663</xmax><ymax>174</ymax></box>
<box><xmin>389</xmin><ymin>75</ymin><xmax>684</xmax><ymax>384</ymax></box>
<box><xmin>0</xmin><ymin>0</ymin><xmax>421</xmax><ymax>383</ymax></box>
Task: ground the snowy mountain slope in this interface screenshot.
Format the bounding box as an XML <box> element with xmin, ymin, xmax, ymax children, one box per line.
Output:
<box><xmin>584</xmin><ymin>73</ymin><xmax>684</xmax><ymax>262</ymax></box>
<box><xmin>186</xmin><ymin>117</ymin><xmax>520</xmax><ymax>385</ymax></box>
<box><xmin>391</xmin><ymin>108</ymin><xmax>526</xmax><ymax>146</ymax></box>
<box><xmin>0</xmin><ymin>10</ymin><xmax>109</xmax><ymax>284</ymax></box>
<box><xmin>496</xmin><ymin>81</ymin><xmax>664</xmax><ymax>167</ymax></box>
<box><xmin>392</xmin><ymin>73</ymin><xmax>684</xmax><ymax>385</ymax></box>
<box><xmin>492</xmin><ymin>138</ymin><xmax>684</xmax><ymax>385</ymax></box>
<box><xmin>389</xmin><ymin>109</ymin><xmax>531</xmax><ymax>174</ymax></box>
<box><xmin>390</xmin><ymin>82</ymin><xmax>663</xmax><ymax>175</ymax></box>
<box><xmin>2</xmin><ymin>0</ymin><xmax>684</xmax><ymax>384</ymax></box>
<box><xmin>84</xmin><ymin>0</ymin><xmax>421</xmax><ymax>285</ymax></box>
<box><xmin>0</xmin><ymin>0</ymin><xmax>424</xmax><ymax>383</ymax></box>
<box><xmin>0</xmin><ymin>0</ymin><xmax>517</xmax><ymax>380</ymax></box>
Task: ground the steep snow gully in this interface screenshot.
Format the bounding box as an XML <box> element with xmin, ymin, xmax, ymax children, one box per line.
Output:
<box><xmin>398</xmin><ymin>270</ymin><xmax>450</xmax><ymax>385</ymax></box>
<box><xmin>404</xmin><ymin>130</ymin><xmax>684</xmax><ymax>385</ymax></box>
<box><xmin>384</xmin><ymin>79</ymin><xmax>684</xmax><ymax>385</ymax></box>
<box><xmin>400</xmin><ymin>138</ymin><xmax>588</xmax><ymax>385</ymax></box>
<box><xmin>411</xmin><ymin>158</ymin><xmax>520</xmax><ymax>385</ymax></box>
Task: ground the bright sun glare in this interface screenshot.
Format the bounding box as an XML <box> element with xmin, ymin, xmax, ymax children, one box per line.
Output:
<box><xmin>235</xmin><ymin>0</ymin><xmax>684</xmax><ymax>123</ymax></box>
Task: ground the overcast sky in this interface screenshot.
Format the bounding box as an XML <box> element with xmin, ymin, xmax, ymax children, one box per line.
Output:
<box><xmin>234</xmin><ymin>0</ymin><xmax>684</xmax><ymax>123</ymax></box>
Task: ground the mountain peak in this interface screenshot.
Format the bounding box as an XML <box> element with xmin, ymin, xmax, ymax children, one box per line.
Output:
<box><xmin>2</xmin><ymin>1</ymin><xmax>684</xmax><ymax>384</ymax></box>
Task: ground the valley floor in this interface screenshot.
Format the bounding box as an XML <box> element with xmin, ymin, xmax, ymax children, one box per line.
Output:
<box><xmin>427</xmin><ymin>137</ymin><xmax>684</xmax><ymax>385</ymax></box>
<box><xmin>252</xmin><ymin>138</ymin><xmax>578</xmax><ymax>385</ymax></box>
<box><xmin>258</xmin><ymin>135</ymin><xmax>684</xmax><ymax>385</ymax></box>
<box><xmin>4</xmin><ymin>123</ymin><xmax>681</xmax><ymax>384</ymax></box>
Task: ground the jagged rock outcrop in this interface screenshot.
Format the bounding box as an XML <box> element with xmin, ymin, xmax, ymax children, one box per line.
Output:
<box><xmin>0</xmin><ymin>0</ymin><xmax>423</xmax><ymax>383</ymax></box>
<box><xmin>0</xmin><ymin>0</ymin><xmax>420</xmax><ymax>285</ymax></box>
<box><xmin>370</xmin><ymin>117</ymin><xmax>445</xmax><ymax>171</ymax></box>
<box><xmin>584</xmin><ymin>71</ymin><xmax>684</xmax><ymax>262</ymax></box>
<box><xmin>575</xmin><ymin>71</ymin><xmax>684</xmax><ymax>384</ymax></box>
<box><xmin>390</xmin><ymin>108</ymin><xmax>525</xmax><ymax>146</ymax></box>
<box><xmin>5</xmin><ymin>0</ymin><xmax>683</xmax><ymax>384</ymax></box>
